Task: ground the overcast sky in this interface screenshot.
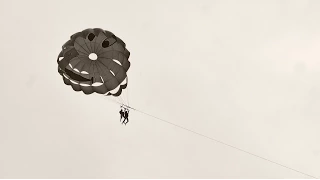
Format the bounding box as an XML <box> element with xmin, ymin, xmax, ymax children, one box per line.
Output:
<box><xmin>0</xmin><ymin>0</ymin><xmax>320</xmax><ymax>178</ymax></box>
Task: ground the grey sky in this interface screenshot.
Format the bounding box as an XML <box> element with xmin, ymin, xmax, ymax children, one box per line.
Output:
<box><xmin>0</xmin><ymin>0</ymin><xmax>320</xmax><ymax>178</ymax></box>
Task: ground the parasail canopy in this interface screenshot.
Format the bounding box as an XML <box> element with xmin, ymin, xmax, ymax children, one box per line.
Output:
<box><xmin>57</xmin><ymin>28</ymin><xmax>131</xmax><ymax>97</ymax></box>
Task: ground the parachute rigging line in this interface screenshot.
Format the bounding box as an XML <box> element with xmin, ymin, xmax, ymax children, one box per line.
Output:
<box><xmin>136</xmin><ymin>109</ymin><xmax>317</xmax><ymax>179</ymax></box>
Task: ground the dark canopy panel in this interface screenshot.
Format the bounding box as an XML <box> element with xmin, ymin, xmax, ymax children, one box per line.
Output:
<box><xmin>57</xmin><ymin>28</ymin><xmax>131</xmax><ymax>96</ymax></box>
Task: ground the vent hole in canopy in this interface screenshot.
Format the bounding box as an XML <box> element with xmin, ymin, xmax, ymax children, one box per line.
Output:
<box><xmin>88</xmin><ymin>33</ymin><xmax>95</xmax><ymax>41</ymax></box>
<box><xmin>89</xmin><ymin>53</ymin><xmax>98</xmax><ymax>60</ymax></box>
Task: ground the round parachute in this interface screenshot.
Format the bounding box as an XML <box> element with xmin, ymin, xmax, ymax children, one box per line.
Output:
<box><xmin>57</xmin><ymin>28</ymin><xmax>130</xmax><ymax>97</ymax></box>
